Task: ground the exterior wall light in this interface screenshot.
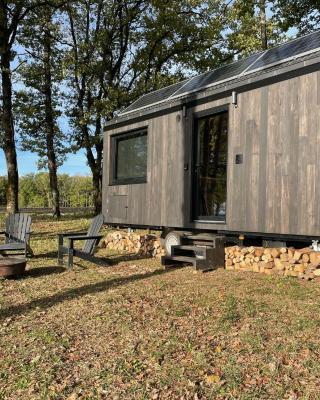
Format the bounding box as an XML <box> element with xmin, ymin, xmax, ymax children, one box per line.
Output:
<box><xmin>182</xmin><ymin>104</ymin><xmax>187</xmax><ymax>118</ymax></box>
<box><xmin>232</xmin><ymin>91</ymin><xmax>238</xmax><ymax>108</ymax></box>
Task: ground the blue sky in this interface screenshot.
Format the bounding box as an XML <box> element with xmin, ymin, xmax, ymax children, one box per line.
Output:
<box><xmin>0</xmin><ymin>43</ymin><xmax>92</xmax><ymax>178</ymax></box>
<box><xmin>0</xmin><ymin>148</ymin><xmax>91</xmax><ymax>176</ymax></box>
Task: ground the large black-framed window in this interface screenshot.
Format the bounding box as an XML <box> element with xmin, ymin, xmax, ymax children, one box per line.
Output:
<box><xmin>111</xmin><ymin>129</ymin><xmax>148</xmax><ymax>185</ymax></box>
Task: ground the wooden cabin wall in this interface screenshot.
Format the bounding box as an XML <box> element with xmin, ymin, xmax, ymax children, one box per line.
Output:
<box><xmin>103</xmin><ymin>69</ymin><xmax>320</xmax><ymax>237</ymax></box>
<box><xmin>102</xmin><ymin>111</ymin><xmax>187</xmax><ymax>227</ymax></box>
<box><xmin>225</xmin><ymin>70</ymin><xmax>320</xmax><ymax>236</ymax></box>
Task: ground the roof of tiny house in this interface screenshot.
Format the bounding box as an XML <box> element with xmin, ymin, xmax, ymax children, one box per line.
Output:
<box><xmin>106</xmin><ymin>30</ymin><xmax>320</xmax><ymax>129</ymax></box>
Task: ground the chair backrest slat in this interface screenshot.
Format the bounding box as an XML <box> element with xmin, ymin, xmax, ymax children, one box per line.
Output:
<box><xmin>82</xmin><ymin>214</ymin><xmax>103</xmax><ymax>254</ymax></box>
<box><xmin>5</xmin><ymin>213</ymin><xmax>32</xmax><ymax>243</ymax></box>
<box><xmin>18</xmin><ymin>213</ymin><xmax>25</xmax><ymax>241</ymax></box>
<box><xmin>22</xmin><ymin>215</ymin><xmax>32</xmax><ymax>242</ymax></box>
<box><xmin>13</xmin><ymin>214</ymin><xmax>19</xmax><ymax>242</ymax></box>
<box><xmin>5</xmin><ymin>217</ymin><xmax>10</xmax><ymax>243</ymax></box>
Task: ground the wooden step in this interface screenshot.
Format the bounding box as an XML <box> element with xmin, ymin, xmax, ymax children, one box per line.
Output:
<box><xmin>185</xmin><ymin>233</ymin><xmax>224</xmax><ymax>241</ymax></box>
<box><xmin>161</xmin><ymin>255</ymin><xmax>196</xmax><ymax>266</ymax></box>
<box><xmin>172</xmin><ymin>245</ymin><xmax>206</xmax><ymax>251</ymax></box>
<box><xmin>171</xmin><ymin>245</ymin><xmax>206</xmax><ymax>259</ymax></box>
<box><xmin>161</xmin><ymin>235</ymin><xmax>227</xmax><ymax>271</ymax></box>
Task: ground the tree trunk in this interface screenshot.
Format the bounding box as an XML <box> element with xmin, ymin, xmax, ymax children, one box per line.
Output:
<box><xmin>92</xmin><ymin>116</ymin><xmax>103</xmax><ymax>215</ymax></box>
<box><xmin>68</xmin><ymin>7</ymin><xmax>103</xmax><ymax>215</ymax></box>
<box><xmin>43</xmin><ymin>23</ymin><xmax>61</xmax><ymax>218</ymax></box>
<box><xmin>92</xmin><ymin>169</ymin><xmax>102</xmax><ymax>215</ymax></box>
<box><xmin>259</xmin><ymin>0</ymin><xmax>268</xmax><ymax>50</ymax></box>
<box><xmin>83</xmin><ymin>143</ymin><xmax>102</xmax><ymax>215</ymax></box>
<box><xmin>1</xmin><ymin>47</ymin><xmax>19</xmax><ymax>214</ymax></box>
<box><xmin>80</xmin><ymin>120</ymin><xmax>103</xmax><ymax>215</ymax></box>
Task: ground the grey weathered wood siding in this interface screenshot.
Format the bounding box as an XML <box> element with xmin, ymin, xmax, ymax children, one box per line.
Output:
<box><xmin>103</xmin><ymin>112</ymin><xmax>186</xmax><ymax>227</ymax></box>
<box><xmin>103</xmin><ymin>69</ymin><xmax>320</xmax><ymax>237</ymax></box>
<box><xmin>226</xmin><ymin>70</ymin><xmax>320</xmax><ymax>236</ymax></box>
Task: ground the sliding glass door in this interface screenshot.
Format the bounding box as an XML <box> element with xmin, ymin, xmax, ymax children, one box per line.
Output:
<box><xmin>193</xmin><ymin>111</ymin><xmax>228</xmax><ymax>221</ymax></box>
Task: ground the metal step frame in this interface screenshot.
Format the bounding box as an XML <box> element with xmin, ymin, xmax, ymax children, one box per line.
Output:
<box><xmin>161</xmin><ymin>233</ymin><xmax>228</xmax><ymax>271</ymax></box>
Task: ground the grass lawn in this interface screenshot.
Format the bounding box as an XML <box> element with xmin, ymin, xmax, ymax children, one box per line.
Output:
<box><xmin>1</xmin><ymin>214</ymin><xmax>320</xmax><ymax>399</ymax></box>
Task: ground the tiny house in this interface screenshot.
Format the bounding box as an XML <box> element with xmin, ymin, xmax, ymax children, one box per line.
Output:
<box><xmin>102</xmin><ymin>31</ymin><xmax>320</xmax><ymax>266</ymax></box>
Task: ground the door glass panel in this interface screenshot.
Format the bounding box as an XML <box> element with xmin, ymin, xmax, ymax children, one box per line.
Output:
<box><xmin>195</xmin><ymin>111</ymin><xmax>228</xmax><ymax>220</ymax></box>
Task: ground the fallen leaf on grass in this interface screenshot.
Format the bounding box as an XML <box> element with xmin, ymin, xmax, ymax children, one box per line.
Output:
<box><xmin>31</xmin><ymin>355</ymin><xmax>41</xmax><ymax>364</ymax></box>
<box><xmin>205</xmin><ymin>373</ymin><xmax>222</xmax><ymax>385</ymax></box>
<box><xmin>67</xmin><ymin>393</ymin><xmax>78</xmax><ymax>400</ymax></box>
<box><xmin>214</xmin><ymin>345</ymin><xmax>222</xmax><ymax>353</ymax></box>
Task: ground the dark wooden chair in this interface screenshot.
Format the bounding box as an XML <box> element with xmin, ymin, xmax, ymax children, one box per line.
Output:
<box><xmin>0</xmin><ymin>213</ymin><xmax>33</xmax><ymax>257</ymax></box>
<box><xmin>57</xmin><ymin>214</ymin><xmax>104</xmax><ymax>269</ymax></box>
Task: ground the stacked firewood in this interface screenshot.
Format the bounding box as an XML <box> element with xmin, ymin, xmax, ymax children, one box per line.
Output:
<box><xmin>101</xmin><ymin>231</ymin><xmax>165</xmax><ymax>258</ymax></box>
<box><xmin>225</xmin><ymin>246</ymin><xmax>320</xmax><ymax>280</ymax></box>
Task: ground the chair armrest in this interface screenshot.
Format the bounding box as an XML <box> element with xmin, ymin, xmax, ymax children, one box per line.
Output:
<box><xmin>58</xmin><ymin>232</ymin><xmax>87</xmax><ymax>247</ymax></box>
<box><xmin>67</xmin><ymin>235</ymin><xmax>103</xmax><ymax>250</ymax></box>
<box><xmin>58</xmin><ymin>231</ymin><xmax>87</xmax><ymax>237</ymax></box>
<box><xmin>68</xmin><ymin>235</ymin><xmax>103</xmax><ymax>241</ymax></box>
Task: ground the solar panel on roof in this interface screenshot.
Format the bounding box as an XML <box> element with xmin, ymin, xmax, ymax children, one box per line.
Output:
<box><xmin>120</xmin><ymin>80</ymin><xmax>190</xmax><ymax>114</ymax></box>
<box><xmin>120</xmin><ymin>30</ymin><xmax>320</xmax><ymax>116</ymax></box>
<box><xmin>247</xmin><ymin>30</ymin><xmax>320</xmax><ymax>72</ymax></box>
<box><xmin>120</xmin><ymin>53</ymin><xmax>261</xmax><ymax>114</ymax></box>
<box><xmin>171</xmin><ymin>52</ymin><xmax>262</xmax><ymax>98</ymax></box>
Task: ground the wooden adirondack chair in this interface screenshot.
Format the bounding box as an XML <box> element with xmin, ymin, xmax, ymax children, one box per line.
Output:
<box><xmin>0</xmin><ymin>213</ymin><xmax>33</xmax><ymax>257</ymax></box>
<box><xmin>57</xmin><ymin>214</ymin><xmax>104</xmax><ymax>269</ymax></box>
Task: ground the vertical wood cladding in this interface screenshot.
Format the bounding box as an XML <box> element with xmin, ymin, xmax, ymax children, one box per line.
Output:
<box><xmin>227</xmin><ymin>70</ymin><xmax>320</xmax><ymax>236</ymax></box>
<box><xmin>103</xmin><ymin>70</ymin><xmax>320</xmax><ymax>237</ymax></box>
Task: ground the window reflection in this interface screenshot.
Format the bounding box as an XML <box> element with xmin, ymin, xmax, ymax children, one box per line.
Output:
<box><xmin>113</xmin><ymin>130</ymin><xmax>148</xmax><ymax>184</ymax></box>
<box><xmin>196</xmin><ymin>112</ymin><xmax>228</xmax><ymax>220</ymax></box>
